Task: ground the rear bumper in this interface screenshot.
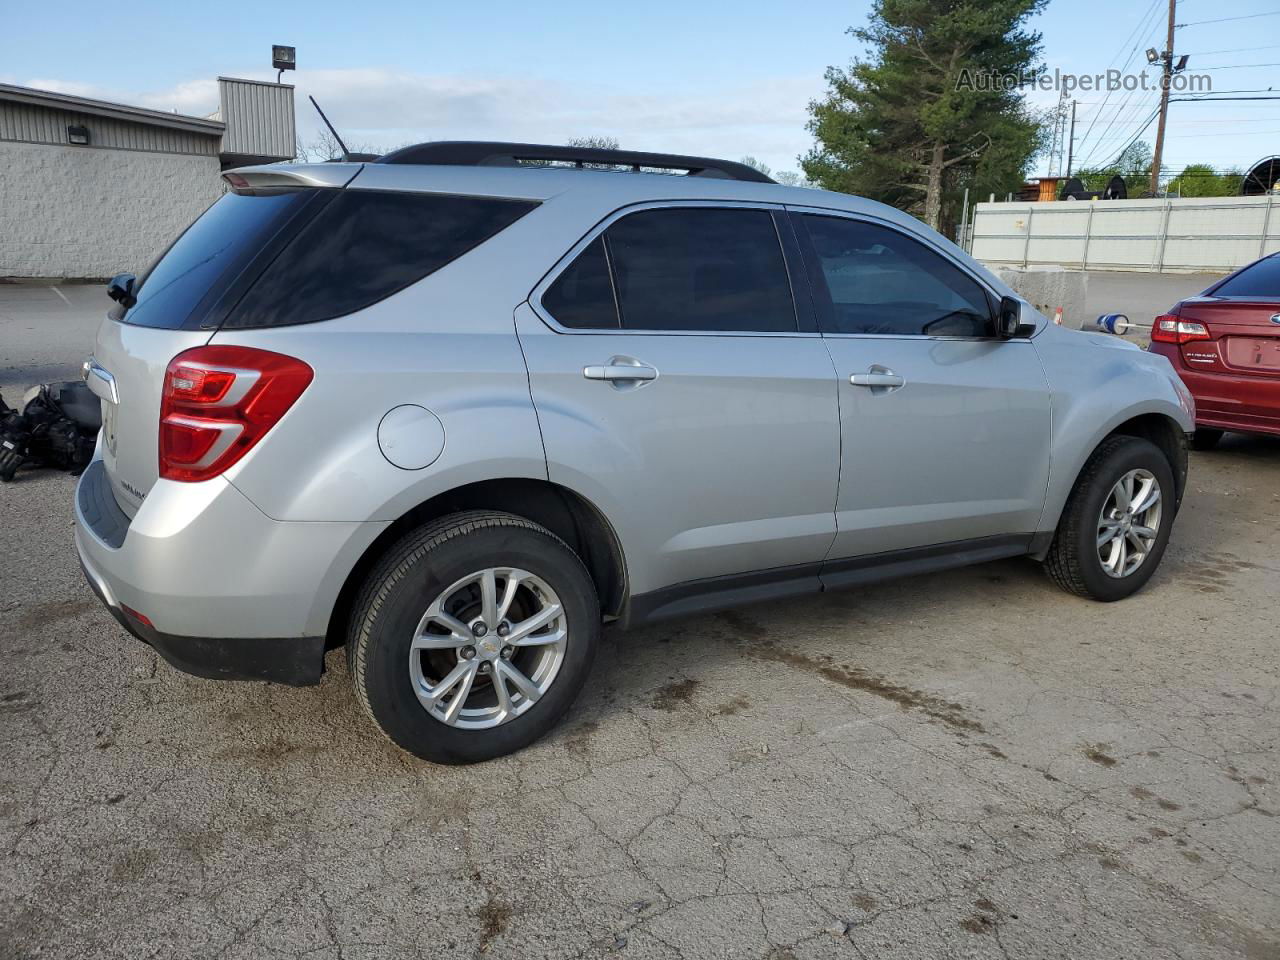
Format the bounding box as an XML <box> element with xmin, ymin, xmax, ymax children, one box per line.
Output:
<box><xmin>78</xmin><ymin>551</ymin><xmax>324</xmax><ymax>685</ymax></box>
<box><xmin>1148</xmin><ymin>343</ymin><xmax>1280</xmax><ymax>436</ymax></box>
<box><xmin>74</xmin><ymin>457</ymin><xmax>388</xmax><ymax>685</ymax></box>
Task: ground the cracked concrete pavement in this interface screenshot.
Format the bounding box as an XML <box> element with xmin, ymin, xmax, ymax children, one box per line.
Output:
<box><xmin>2</xmin><ymin>282</ymin><xmax>1279</xmax><ymax>959</ymax></box>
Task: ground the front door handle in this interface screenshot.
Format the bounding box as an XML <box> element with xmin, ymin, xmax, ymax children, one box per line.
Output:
<box><xmin>583</xmin><ymin>356</ymin><xmax>658</xmax><ymax>384</ymax></box>
<box><xmin>850</xmin><ymin>372</ymin><xmax>905</xmax><ymax>388</ymax></box>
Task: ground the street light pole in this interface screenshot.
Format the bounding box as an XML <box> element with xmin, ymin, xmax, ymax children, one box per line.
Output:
<box><xmin>1149</xmin><ymin>0</ymin><xmax>1176</xmax><ymax>197</ymax></box>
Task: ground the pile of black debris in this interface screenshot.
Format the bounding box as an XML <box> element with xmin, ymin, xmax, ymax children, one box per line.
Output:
<box><xmin>0</xmin><ymin>381</ymin><xmax>100</xmax><ymax>482</ymax></box>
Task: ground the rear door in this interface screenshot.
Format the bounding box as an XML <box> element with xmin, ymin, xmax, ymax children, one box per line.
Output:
<box><xmin>791</xmin><ymin>210</ymin><xmax>1052</xmax><ymax>565</ymax></box>
<box><xmin>1176</xmin><ymin>255</ymin><xmax>1280</xmax><ymax>433</ymax></box>
<box><xmin>516</xmin><ymin>203</ymin><xmax>841</xmax><ymax>600</ymax></box>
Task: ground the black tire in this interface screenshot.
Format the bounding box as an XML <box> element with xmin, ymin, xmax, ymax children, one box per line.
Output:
<box><xmin>1190</xmin><ymin>428</ymin><xmax>1223</xmax><ymax>451</ymax></box>
<box><xmin>348</xmin><ymin>511</ymin><xmax>600</xmax><ymax>764</ymax></box>
<box><xmin>1044</xmin><ymin>436</ymin><xmax>1176</xmax><ymax>602</ymax></box>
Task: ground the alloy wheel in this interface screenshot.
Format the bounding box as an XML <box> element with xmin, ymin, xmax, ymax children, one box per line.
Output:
<box><xmin>408</xmin><ymin>567</ymin><xmax>567</xmax><ymax>729</ymax></box>
<box><xmin>1096</xmin><ymin>469</ymin><xmax>1162</xmax><ymax>579</ymax></box>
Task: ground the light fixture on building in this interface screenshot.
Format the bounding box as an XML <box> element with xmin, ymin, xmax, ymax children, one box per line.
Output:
<box><xmin>272</xmin><ymin>45</ymin><xmax>296</xmax><ymax>83</ymax></box>
<box><xmin>1146</xmin><ymin>47</ymin><xmax>1161</xmax><ymax>65</ymax></box>
<box><xmin>67</xmin><ymin>124</ymin><xmax>90</xmax><ymax>145</ymax></box>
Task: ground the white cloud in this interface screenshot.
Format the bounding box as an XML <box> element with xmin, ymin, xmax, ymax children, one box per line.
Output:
<box><xmin>16</xmin><ymin>67</ymin><xmax>822</xmax><ymax>174</ymax></box>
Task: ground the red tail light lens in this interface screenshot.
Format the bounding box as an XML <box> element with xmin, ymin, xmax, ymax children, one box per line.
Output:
<box><xmin>1150</xmin><ymin>314</ymin><xmax>1210</xmax><ymax>345</ymax></box>
<box><xmin>159</xmin><ymin>345</ymin><xmax>313</xmax><ymax>482</ymax></box>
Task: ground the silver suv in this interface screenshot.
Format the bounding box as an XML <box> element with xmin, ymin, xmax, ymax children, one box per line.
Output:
<box><xmin>75</xmin><ymin>142</ymin><xmax>1195</xmax><ymax>763</ymax></box>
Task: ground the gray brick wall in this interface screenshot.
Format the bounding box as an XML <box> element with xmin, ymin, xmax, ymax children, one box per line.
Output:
<box><xmin>0</xmin><ymin>141</ymin><xmax>225</xmax><ymax>280</ymax></box>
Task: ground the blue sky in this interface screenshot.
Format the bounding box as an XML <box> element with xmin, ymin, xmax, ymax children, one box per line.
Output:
<box><xmin>3</xmin><ymin>0</ymin><xmax>1278</xmax><ymax>181</ymax></box>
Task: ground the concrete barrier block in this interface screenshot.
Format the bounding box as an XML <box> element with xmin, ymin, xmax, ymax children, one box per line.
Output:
<box><xmin>988</xmin><ymin>265</ymin><xmax>1088</xmax><ymax>328</ymax></box>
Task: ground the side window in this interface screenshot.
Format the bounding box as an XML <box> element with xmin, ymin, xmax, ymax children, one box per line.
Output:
<box><xmin>801</xmin><ymin>215</ymin><xmax>993</xmax><ymax>338</ymax></box>
<box><xmin>541</xmin><ymin>237</ymin><xmax>619</xmax><ymax>329</ymax></box>
<box><xmin>224</xmin><ymin>191</ymin><xmax>537</xmax><ymax>329</ymax></box>
<box><xmin>605</xmin><ymin>208</ymin><xmax>797</xmax><ymax>333</ymax></box>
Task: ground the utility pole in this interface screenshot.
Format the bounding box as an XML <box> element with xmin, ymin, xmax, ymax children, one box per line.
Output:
<box><xmin>1066</xmin><ymin>99</ymin><xmax>1077</xmax><ymax>176</ymax></box>
<box><xmin>1149</xmin><ymin>0</ymin><xmax>1176</xmax><ymax>197</ymax></box>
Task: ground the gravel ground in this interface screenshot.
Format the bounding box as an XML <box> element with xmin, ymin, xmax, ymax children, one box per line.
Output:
<box><xmin>2</xmin><ymin>279</ymin><xmax>1278</xmax><ymax>960</ymax></box>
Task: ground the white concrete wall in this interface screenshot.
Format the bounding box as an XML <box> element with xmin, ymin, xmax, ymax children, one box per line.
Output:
<box><xmin>0</xmin><ymin>141</ymin><xmax>224</xmax><ymax>279</ymax></box>
<box><xmin>970</xmin><ymin>195</ymin><xmax>1280</xmax><ymax>274</ymax></box>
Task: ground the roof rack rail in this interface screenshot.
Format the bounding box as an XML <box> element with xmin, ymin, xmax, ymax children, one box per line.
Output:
<box><xmin>377</xmin><ymin>141</ymin><xmax>775</xmax><ymax>183</ymax></box>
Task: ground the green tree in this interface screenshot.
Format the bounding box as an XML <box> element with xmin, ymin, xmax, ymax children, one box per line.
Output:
<box><xmin>1076</xmin><ymin>141</ymin><xmax>1153</xmax><ymax>196</ymax></box>
<box><xmin>803</xmin><ymin>0</ymin><xmax>1047</xmax><ymax>230</ymax></box>
<box><xmin>740</xmin><ymin>155</ymin><xmax>773</xmax><ymax>178</ymax></box>
<box><xmin>567</xmin><ymin>136</ymin><xmax>620</xmax><ymax>150</ymax></box>
<box><xmin>1166</xmin><ymin>163</ymin><xmax>1244</xmax><ymax>198</ymax></box>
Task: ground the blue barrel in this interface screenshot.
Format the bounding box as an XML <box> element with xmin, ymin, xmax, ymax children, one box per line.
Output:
<box><xmin>1095</xmin><ymin>314</ymin><xmax>1129</xmax><ymax>335</ymax></box>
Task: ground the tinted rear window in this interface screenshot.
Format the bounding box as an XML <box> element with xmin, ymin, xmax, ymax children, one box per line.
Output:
<box><xmin>606</xmin><ymin>208</ymin><xmax>796</xmax><ymax>333</ymax></box>
<box><xmin>541</xmin><ymin>237</ymin><xmax>619</xmax><ymax>329</ymax></box>
<box><xmin>119</xmin><ymin>191</ymin><xmax>306</xmax><ymax>329</ymax></box>
<box><xmin>1212</xmin><ymin>256</ymin><xmax>1280</xmax><ymax>298</ymax></box>
<box><xmin>224</xmin><ymin>191</ymin><xmax>538</xmax><ymax>328</ymax></box>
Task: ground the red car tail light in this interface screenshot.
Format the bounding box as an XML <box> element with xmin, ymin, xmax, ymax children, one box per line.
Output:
<box><xmin>1150</xmin><ymin>314</ymin><xmax>1211</xmax><ymax>345</ymax></box>
<box><xmin>159</xmin><ymin>345</ymin><xmax>313</xmax><ymax>482</ymax></box>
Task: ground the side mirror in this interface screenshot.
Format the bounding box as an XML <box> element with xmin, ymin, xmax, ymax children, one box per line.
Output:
<box><xmin>996</xmin><ymin>295</ymin><xmax>1035</xmax><ymax>339</ymax></box>
<box><xmin>106</xmin><ymin>273</ymin><xmax>137</xmax><ymax>308</ymax></box>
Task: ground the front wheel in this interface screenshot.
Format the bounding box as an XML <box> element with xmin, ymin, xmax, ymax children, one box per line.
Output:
<box><xmin>348</xmin><ymin>511</ymin><xmax>600</xmax><ymax>763</ymax></box>
<box><xmin>1044</xmin><ymin>437</ymin><xmax>1176</xmax><ymax>602</ymax></box>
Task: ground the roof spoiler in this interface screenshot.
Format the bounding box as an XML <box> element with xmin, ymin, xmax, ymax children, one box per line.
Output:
<box><xmin>221</xmin><ymin>164</ymin><xmax>364</xmax><ymax>195</ymax></box>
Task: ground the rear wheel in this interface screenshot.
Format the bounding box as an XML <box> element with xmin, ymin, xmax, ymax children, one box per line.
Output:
<box><xmin>1190</xmin><ymin>428</ymin><xmax>1223</xmax><ymax>451</ymax></box>
<box><xmin>1044</xmin><ymin>437</ymin><xmax>1175</xmax><ymax>602</ymax></box>
<box><xmin>348</xmin><ymin>511</ymin><xmax>600</xmax><ymax>763</ymax></box>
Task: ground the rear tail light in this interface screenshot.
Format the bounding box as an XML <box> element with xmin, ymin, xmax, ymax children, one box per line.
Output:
<box><xmin>159</xmin><ymin>345</ymin><xmax>313</xmax><ymax>482</ymax></box>
<box><xmin>1150</xmin><ymin>314</ymin><xmax>1211</xmax><ymax>345</ymax></box>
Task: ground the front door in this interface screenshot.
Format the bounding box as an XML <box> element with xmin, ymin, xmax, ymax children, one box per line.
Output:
<box><xmin>516</xmin><ymin>204</ymin><xmax>841</xmax><ymax>601</ymax></box>
<box><xmin>791</xmin><ymin>210</ymin><xmax>1052</xmax><ymax>563</ymax></box>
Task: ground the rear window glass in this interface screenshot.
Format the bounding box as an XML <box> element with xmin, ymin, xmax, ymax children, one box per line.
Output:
<box><xmin>120</xmin><ymin>191</ymin><xmax>305</xmax><ymax>329</ymax></box>
<box><xmin>1212</xmin><ymin>256</ymin><xmax>1280</xmax><ymax>298</ymax></box>
<box><xmin>224</xmin><ymin>191</ymin><xmax>538</xmax><ymax>328</ymax></box>
<box><xmin>541</xmin><ymin>237</ymin><xmax>619</xmax><ymax>329</ymax></box>
<box><xmin>606</xmin><ymin>208</ymin><xmax>796</xmax><ymax>333</ymax></box>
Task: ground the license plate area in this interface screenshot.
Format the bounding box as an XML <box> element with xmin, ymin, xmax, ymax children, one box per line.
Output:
<box><xmin>1224</xmin><ymin>336</ymin><xmax>1280</xmax><ymax>374</ymax></box>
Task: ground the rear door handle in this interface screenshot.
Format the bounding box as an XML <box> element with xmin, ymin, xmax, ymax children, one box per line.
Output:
<box><xmin>583</xmin><ymin>357</ymin><xmax>658</xmax><ymax>383</ymax></box>
<box><xmin>850</xmin><ymin>372</ymin><xmax>905</xmax><ymax>388</ymax></box>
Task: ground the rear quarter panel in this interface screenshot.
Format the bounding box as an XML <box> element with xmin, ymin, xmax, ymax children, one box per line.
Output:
<box><xmin>1033</xmin><ymin>323</ymin><xmax>1194</xmax><ymax>535</ymax></box>
<box><xmin>208</xmin><ymin>204</ymin><xmax>567</xmax><ymax>522</ymax></box>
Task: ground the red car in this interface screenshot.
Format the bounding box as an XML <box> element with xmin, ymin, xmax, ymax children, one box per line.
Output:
<box><xmin>1148</xmin><ymin>252</ymin><xmax>1280</xmax><ymax>448</ymax></box>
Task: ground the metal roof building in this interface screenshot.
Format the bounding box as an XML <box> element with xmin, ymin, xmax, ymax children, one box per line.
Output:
<box><xmin>0</xmin><ymin>78</ymin><xmax>295</xmax><ymax>279</ymax></box>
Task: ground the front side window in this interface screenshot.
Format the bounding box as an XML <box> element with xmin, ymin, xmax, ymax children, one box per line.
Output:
<box><xmin>801</xmin><ymin>215</ymin><xmax>993</xmax><ymax>338</ymax></box>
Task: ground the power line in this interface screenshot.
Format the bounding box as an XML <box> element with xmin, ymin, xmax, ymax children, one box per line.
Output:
<box><xmin>1195</xmin><ymin>62</ymin><xmax>1280</xmax><ymax>70</ymax></box>
<box><xmin>1072</xmin><ymin>0</ymin><xmax>1165</xmax><ymax>159</ymax></box>
<box><xmin>1092</xmin><ymin>105</ymin><xmax>1163</xmax><ymax>170</ymax></box>
<box><xmin>1176</xmin><ymin>11</ymin><xmax>1280</xmax><ymax>27</ymax></box>
<box><xmin>1186</xmin><ymin>44</ymin><xmax>1280</xmax><ymax>56</ymax></box>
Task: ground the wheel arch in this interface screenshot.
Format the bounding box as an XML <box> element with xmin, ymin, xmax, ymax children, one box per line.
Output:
<box><xmin>1032</xmin><ymin>408</ymin><xmax>1189</xmax><ymax>560</ymax></box>
<box><xmin>325</xmin><ymin>478</ymin><xmax>629</xmax><ymax>648</ymax></box>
